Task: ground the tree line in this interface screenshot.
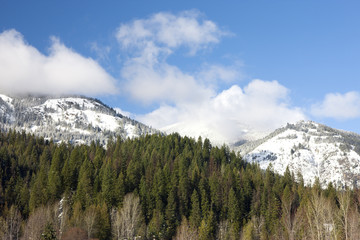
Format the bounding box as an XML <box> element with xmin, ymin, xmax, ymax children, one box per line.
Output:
<box><xmin>1</xmin><ymin>129</ymin><xmax>360</xmax><ymax>239</ymax></box>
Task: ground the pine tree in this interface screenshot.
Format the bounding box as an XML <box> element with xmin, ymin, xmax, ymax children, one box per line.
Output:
<box><xmin>114</xmin><ymin>172</ymin><xmax>126</xmax><ymax>207</ymax></box>
<box><xmin>165</xmin><ymin>188</ymin><xmax>179</xmax><ymax>238</ymax></box>
<box><xmin>178</xmin><ymin>174</ymin><xmax>190</xmax><ymax>217</ymax></box>
<box><xmin>209</xmin><ymin>174</ymin><xmax>222</xmax><ymax>218</ymax></box>
<box><xmin>189</xmin><ymin>189</ymin><xmax>201</xmax><ymax>228</ymax></box>
<box><xmin>29</xmin><ymin>164</ymin><xmax>48</xmax><ymax>212</ymax></box>
<box><xmin>199</xmin><ymin>177</ymin><xmax>210</xmax><ymax>218</ymax></box>
<box><xmin>41</xmin><ymin>222</ymin><xmax>57</xmax><ymax>240</ymax></box>
<box><xmin>62</xmin><ymin>147</ymin><xmax>82</xmax><ymax>192</ymax></box>
<box><xmin>228</xmin><ymin>187</ymin><xmax>241</xmax><ymax>237</ymax></box>
<box><xmin>96</xmin><ymin>202</ymin><xmax>111</xmax><ymax>240</ymax></box>
<box><xmin>19</xmin><ymin>181</ymin><xmax>30</xmax><ymax>217</ymax></box>
<box><xmin>198</xmin><ymin>210</ymin><xmax>216</xmax><ymax>240</ymax></box>
<box><xmin>148</xmin><ymin>209</ymin><xmax>166</xmax><ymax>239</ymax></box>
<box><xmin>126</xmin><ymin>147</ymin><xmax>142</xmax><ymax>191</ymax></box>
<box><xmin>47</xmin><ymin>147</ymin><xmax>64</xmax><ymax>202</ymax></box>
<box><xmin>60</xmin><ymin>157</ymin><xmax>72</xmax><ymax>194</ymax></box>
<box><xmin>75</xmin><ymin>153</ymin><xmax>93</xmax><ymax>208</ymax></box>
<box><xmin>101</xmin><ymin>162</ymin><xmax>115</xmax><ymax>207</ymax></box>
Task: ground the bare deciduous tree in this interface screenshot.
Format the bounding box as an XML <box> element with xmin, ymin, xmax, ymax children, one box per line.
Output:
<box><xmin>111</xmin><ymin>193</ymin><xmax>144</xmax><ymax>240</ymax></box>
<box><xmin>217</xmin><ymin>220</ymin><xmax>230</xmax><ymax>240</ymax></box>
<box><xmin>22</xmin><ymin>205</ymin><xmax>50</xmax><ymax>240</ymax></box>
<box><xmin>174</xmin><ymin>218</ymin><xmax>199</xmax><ymax>240</ymax></box>
<box><xmin>84</xmin><ymin>204</ymin><xmax>98</xmax><ymax>239</ymax></box>
<box><xmin>338</xmin><ymin>190</ymin><xmax>351</xmax><ymax>240</ymax></box>
<box><xmin>252</xmin><ymin>215</ymin><xmax>264</xmax><ymax>240</ymax></box>
<box><xmin>348</xmin><ymin>205</ymin><xmax>360</xmax><ymax>240</ymax></box>
<box><xmin>281</xmin><ymin>191</ymin><xmax>299</xmax><ymax>240</ymax></box>
<box><xmin>305</xmin><ymin>190</ymin><xmax>336</xmax><ymax>240</ymax></box>
<box><xmin>2</xmin><ymin>205</ymin><xmax>22</xmax><ymax>240</ymax></box>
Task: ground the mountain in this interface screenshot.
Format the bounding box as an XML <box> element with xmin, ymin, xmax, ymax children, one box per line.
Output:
<box><xmin>0</xmin><ymin>94</ymin><xmax>158</xmax><ymax>145</ymax></box>
<box><xmin>236</xmin><ymin>120</ymin><xmax>360</xmax><ymax>188</ymax></box>
<box><xmin>3</xmin><ymin>93</ymin><xmax>360</xmax><ymax>188</ymax></box>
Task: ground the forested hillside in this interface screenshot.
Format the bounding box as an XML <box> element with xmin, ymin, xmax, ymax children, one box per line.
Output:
<box><xmin>1</xmin><ymin>130</ymin><xmax>360</xmax><ymax>240</ymax></box>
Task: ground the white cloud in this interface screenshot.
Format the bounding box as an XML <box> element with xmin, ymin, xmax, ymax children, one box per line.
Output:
<box><xmin>196</xmin><ymin>62</ymin><xmax>244</xmax><ymax>87</ymax></box>
<box><xmin>311</xmin><ymin>91</ymin><xmax>360</xmax><ymax>120</ymax></box>
<box><xmin>116</xmin><ymin>10</ymin><xmax>227</xmax><ymax>55</ymax></box>
<box><xmin>0</xmin><ymin>29</ymin><xmax>118</xmax><ymax>96</ymax></box>
<box><xmin>122</xmin><ymin>60</ymin><xmax>214</xmax><ymax>105</ymax></box>
<box><xmin>117</xmin><ymin>11</ymin><xmax>232</xmax><ymax>105</ymax></box>
<box><xmin>138</xmin><ymin>80</ymin><xmax>306</xmax><ymax>144</ymax></box>
<box><xmin>115</xmin><ymin>11</ymin><xmax>305</xmax><ymax>144</ymax></box>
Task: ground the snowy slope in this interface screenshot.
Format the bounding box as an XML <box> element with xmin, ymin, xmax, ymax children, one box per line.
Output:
<box><xmin>237</xmin><ymin>121</ymin><xmax>360</xmax><ymax>188</ymax></box>
<box><xmin>0</xmin><ymin>94</ymin><xmax>158</xmax><ymax>145</ymax></box>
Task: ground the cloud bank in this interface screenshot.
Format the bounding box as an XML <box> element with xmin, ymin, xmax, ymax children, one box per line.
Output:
<box><xmin>0</xmin><ymin>29</ymin><xmax>117</xmax><ymax>96</ymax></box>
<box><xmin>138</xmin><ymin>80</ymin><xmax>305</xmax><ymax>144</ymax></box>
<box><xmin>116</xmin><ymin>11</ymin><xmax>306</xmax><ymax>143</ymax></box>
<box><xmin>311</xmin><ymin>91</ymin><xmax>360</xmax><ymax>120</ymax></box>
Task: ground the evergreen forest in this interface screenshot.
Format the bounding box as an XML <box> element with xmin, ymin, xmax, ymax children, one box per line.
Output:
<box><xmin>1</xmin><ymin>130</ymin><xmax>360</xmax><ymax>240</ymax></box>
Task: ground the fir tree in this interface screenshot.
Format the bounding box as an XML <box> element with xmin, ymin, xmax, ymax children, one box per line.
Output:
<box><xmin>41</xmin><ymin>222</ymin><xmax>57</xmax><ymax>240</ymax></box>
<box><xmin>189</xmin><ymin>189</ymin><xmax>201</xmax><ymax>228</ymax></box>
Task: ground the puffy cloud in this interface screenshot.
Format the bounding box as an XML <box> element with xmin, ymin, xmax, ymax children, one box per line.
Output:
<box><xmin>311</xmin><ymin>91</ymin><xmax>360</xmax><ymax>120</ymax></box>
<box><xmin>0</xmin><ymin>29</ymin><xmax>118</xmax><ymax>96</ymax></box>
<box><xmin>117</xmin><ymin>11</ymin><xmax>234</xmax><ymax>105</ymax></box>
<box><xmin>122</xmin><ymin>60</ymin><xmax>216</xmax><ymax>105</ymax></box>
<box><xmin>138</xmin><ymin>80</ymin><xmax>306</xmax><ymax>144</ymax></box>
<box><xmin>115</xmin><ymin>11</ymin><xmax>305</xmax><ymax>144</ymax></box>
<box><xmin>116</xmin><ymin>10</ymin><xmax>227</xmax><ymax>55</ymax></box>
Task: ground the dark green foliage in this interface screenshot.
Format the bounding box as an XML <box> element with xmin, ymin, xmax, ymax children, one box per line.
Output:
<box><xmin>2</xmin><ymin>129</ymin><xmax>359</xmax><ymax>240</ymax></box>
<box><xmin>96</xmin><ymin>202</ymin><xmax>111</xmax><ymax>240</ymax></box>
<box><xmin>0</xmin><ymin>130</ymin><xmax>259</xmax><ymax>239</ymax></box>
<box><xmin>47</xmin><ymin>146</ymin><xmax>64</xmax><ymax>202</ymax></box>
<box><xmin>165</xmin><ymin>188</ymin><xmax>179</xmax><ymax>238</ymax></box>
<box><xmin>41</xmin><ymin>222</ymin><xmax>57</xmax><ymax>240</ymax></box>
<box><xmin>75</xmin><ymin>152</ymin><xmax>94</xmax><ymax>208</ymax></box>
<box><xmin>228</xmin><ymin>188</ymin><xmax>241</xmax><ymax>235</ymax></box>
<box><xmin>101</xmin><ymin>162</ymin><xmax>115</xmax><ymax>207</ymax></box>
<box><xmin>148</xmin><ymin>208</ymin><xmax>166</xmax><ymax>239</ymax></box>
<box><xmin>189</xmin><ymin>189</ymin><xmax>202</xmax><ymax>228</ymax></box>
<box><xmin>198</xmin><ymin>210</ymin><xmax>216</xmax><ymax>240</ymax></box>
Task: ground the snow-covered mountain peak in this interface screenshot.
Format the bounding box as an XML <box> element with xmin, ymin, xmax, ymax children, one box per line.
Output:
<box><xmin>0</xmin><ymin>94</ymin><xmax>13</xmax><ymax>104</ymax></box>
<box><xmin>39</xmin><ymin>98</ymin><xmax>99</xmax><ymax>111</ymax></box>
<box><xmin>237</xmin><ymin>120</ymin><xmax>360</xmax><ymax>188</ymax></box>
<box><xmin>0</xmin><ymin>94</ymin><xmax>159</xmax><ymax>145</ymax></box>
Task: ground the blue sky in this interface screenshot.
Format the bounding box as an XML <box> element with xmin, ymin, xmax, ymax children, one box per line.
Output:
<box><xmin>1</xmin><ymin>0</ymin><xmax>360</xmax><ymax>143</ymax></box>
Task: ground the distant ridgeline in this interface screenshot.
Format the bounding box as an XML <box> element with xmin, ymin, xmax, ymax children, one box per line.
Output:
<box><xmin>1</xmin><ymin>130</ymin><xmax>360</xmax><ymax>239</ymax></box>
<box><xmin>0</xmin><ymin>94</ymin><xmax>158</xmax><ymax>146</ymax></box>
<box><xmin>236</xmin><ymin>120</ymin><xmax>360</xmax><ymax>188</ymax></box>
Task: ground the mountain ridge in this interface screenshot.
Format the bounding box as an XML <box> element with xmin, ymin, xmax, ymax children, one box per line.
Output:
<box><xmin>0</xmin><ymin>94</ymin><xmax>159</xmax><ymax>145</ymax></box>
<box><xmin>236</xmin><ymin>120</ymin><xmax>360</xmax><ymax>188</ymax></box>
